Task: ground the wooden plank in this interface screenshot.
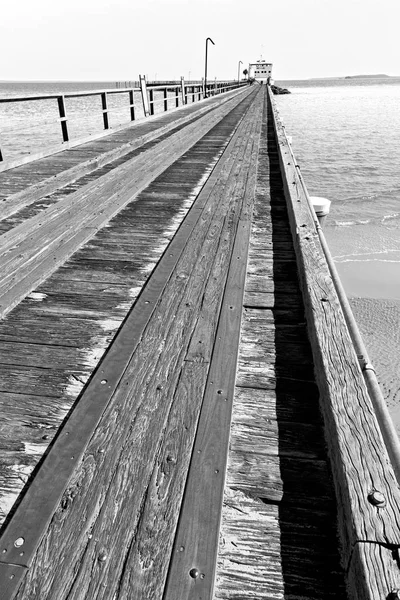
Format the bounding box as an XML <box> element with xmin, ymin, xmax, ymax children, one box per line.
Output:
<box><xmin>111</xmin><ymin>362</ymin><xmax>209</xmax><ymax>599</ymax></box>
<box><xmin>0</xmin><ymin>86</ymin><xmax>251</xmax><ymax>179</ymax></box>
<box><xmin>214</xmin><ymin>86</ymin><xmax>347</xmax><ymax>600</ymax></box>
<box><xmin>0</xmin><ymin>92</ymin><xmax>262</xmax><ymax>599</ymax></box>
<box><xmin>0</xmin><ymin>91</ymin><xmax>257</xmax><ymax>319</ymax></box>
<box><xmin>233</xmin><ymin>383</ymin><xmax>321</xmax><ymax>425</ymax></box>
<box><xmin>185</xmin><ymin>106</ymin><xmax>260</xmax><ymax>363</ymax></box>
<box><xmin>215</xmin><ymin>490</ymin><xmax>285</xmax><ymax>600</ymax></box>
<box><xmin>163</xmin><ymin>93</ymin><xmax>263</xmax><ymax>600</ymax></box>
<box><xmin>268</xmin><ymin>87</ymin><xmax>400</xmax><ymax>571</ymax></box>
<box><xmin>215</xmin><ymin>489</ymin><xmax>346</xmax><ymax>600</ymax></box>
<box><xmin>0</xmin><ymin>88</ymin><xmax>252</xmax><ymax>223</ymax></box>
<box><xmin>347</xmin><ymin>542</ymin><xmax>400</xmax><ymax>600</ymax></box>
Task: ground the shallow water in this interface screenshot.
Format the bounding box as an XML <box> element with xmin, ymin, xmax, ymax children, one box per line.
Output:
<box><xmin>275</xmin><ymin>78</ymin><xmax>400</xmax><ymax>296</ymax></box>
<box><xmin>275</xmin><ymin>77</ymin><xmax>400</xmax><ymax>428</ymax></box>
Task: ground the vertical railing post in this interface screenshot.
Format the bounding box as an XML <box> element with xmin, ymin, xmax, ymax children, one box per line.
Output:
<box><xmin>180</xmin><ymin>77</ymin><xmax>186</xmax><ymax>105</ymax></box>
<box><xmin>149</xmin><ymin>88</ymin><xmax>155</xmax><ymax>115</ymax></box>
<box><xmin>214</xmin><ymin>78</ymin><xmax>217</xmax><ymax>96</ymax></box>
<box><xmin>101</xmin><ymin>92</ymin><xmax>109</xmax><ymax>130</ymax></box>
<box><xmin>129</xmin><ymin>89</ymin><xmax>135</xmax><ymax>121</ymax></box>
<box><xmin>163</xmin><ymin>88</ymin><xmax>168</xmax><ymax>111</ymax></box>
<box><xmin>201</xmin><ymin>78</ymin><xmax>205</xmax><ymax>99</ymax></box>
<box><xmin>0</xmin><ymin>146</ymin><xmax>3</xmax><ymax>162</ymax></box>
<box><xmin>175</xmin><ymin>86</ymin><xmax>179</xmax><ymax>108</ymax></box>
<box><xmin>139</xmin><ymin>74</ymin><xmax>150</xmax><ymax>117</ymax></box>
<box><xmin>57</xmin><ymin>95</ymin><xmax>69</xmax><ymax>142</ymax></box>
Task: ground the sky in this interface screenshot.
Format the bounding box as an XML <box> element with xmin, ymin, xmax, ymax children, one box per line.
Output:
<box><xmin>1</xmin><ymin>0</ymin><xmax>399</xmax><ymax>82</ymax></box>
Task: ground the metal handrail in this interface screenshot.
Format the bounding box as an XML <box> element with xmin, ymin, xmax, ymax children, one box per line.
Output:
<box><xmin>280</xmin><ymin>119</ymin><xmax>400</xmax><ymax>485</ymax></box>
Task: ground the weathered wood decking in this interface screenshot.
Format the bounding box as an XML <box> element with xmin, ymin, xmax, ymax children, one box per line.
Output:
<box><xmin>0</xmin><ymin>84</ymin><xmax>399</xmax><ymax>599</ymax></box>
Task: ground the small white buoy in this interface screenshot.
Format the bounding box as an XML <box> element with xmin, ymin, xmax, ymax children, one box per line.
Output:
<box><xmin>310</xmin><ymin>196</ymin><xmax>331</xmax><ymax>227</ymax></box>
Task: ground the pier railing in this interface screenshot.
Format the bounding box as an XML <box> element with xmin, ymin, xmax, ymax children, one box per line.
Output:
<box><xmin>268</xmin><ymin>85</ymin><xmax>400</xmax><ymax>599</ymax></box>
<box><xmin>0</xmin><ymin>77</ymin><xmax>248</xmax><ymax>169</ymax></box>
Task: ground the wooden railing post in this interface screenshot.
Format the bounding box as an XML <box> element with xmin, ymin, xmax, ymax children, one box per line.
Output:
<box><xmin>57</xmin><ymin>95</ymin><xmax>69</xmax><ymax>142</ymax></box>
<box><xmin>175</xmin><ymin>87</ymin><xmax>179</xmax><ymax>108</ymax></box>
<box><xmin>180</xmin><ymin>77</ymin><xmax>186</xmax><ymax>105</ymax></box>
<box><xmin>129</xmin><ymin>90</ymin><xmax>135</xmax><ymax>121</ymax></box>
<box><xmin>214</xmin><ymin>78</ymin><xmax>217</xmax><ymax>96</ymax></box>
<box><xmin>149</xmin><ymin>88</ymin><xmax>155</xmax><ymax>115</ymax></box>
<box><xmin>101</xmin><ymin>92</ymin><xmax>109</xmax><ymax>130</ymax></box>
<box><xmin>139</xmin><ymin>74</ymin><xmax>150</xmax><ymax>117</ymax></box>
<box><xmin>163</xmin><ymin>88</ymin><xmax>168</xmax><ymax>111</ymax></box>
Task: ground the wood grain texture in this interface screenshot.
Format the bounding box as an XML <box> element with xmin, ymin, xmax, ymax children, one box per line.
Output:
<box><xmin>0</xmin><ymin>89</ymin><xmax>250</xmax><ymax>222</ymax></box>
<box><xmin>0</xmin><ymin>89</ymin><xmax>263</xmax><ymax>600</ymax></box>
<box><xmin>214</xmin><ymin>86</ymin><xmax>347</xmax><ymax>600</ymax></box>
<box><xmin>0</xmin><ymin>90</ymin><xmax>258</xmax><ymax>531</ymax></box>
<box><xmin>0</xmin><ymin>89</ymin><xmax>257</xmax><ymax>318</ymax></box>
<box><xmin>347</xmin><ymin>542</ymin><xmax>400</xmax><ymax>600</ymax></box>
<box><xmin>163</xmin><ymin>89</ymin><xmax>263</xmax><ymax>600</ymax></box>
<box><xmin>269</xmin><ymin>86</ymin><xmax>400</xmax><ymax>572</ymax></box>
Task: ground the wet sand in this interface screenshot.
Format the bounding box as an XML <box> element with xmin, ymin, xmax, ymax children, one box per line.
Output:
<box><xmin>336</xmin><ymin>260</ymin><xmax>400</xmax><ymax>433</ymax></box>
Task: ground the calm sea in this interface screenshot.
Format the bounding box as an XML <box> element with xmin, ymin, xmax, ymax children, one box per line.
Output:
<box><xmin>275</xmin><ymin>77</ymin><xmax>400</xmax><ymax>300</ymax></box>
<box><xmin>275</xmin><ymin>77</ymin><xmax>400</xmax><ymax>422</ymax></box>
<box><xmin>0</xmin><ymin>80</ymin><xmax>152</xmax><ymax>159</ymax></box>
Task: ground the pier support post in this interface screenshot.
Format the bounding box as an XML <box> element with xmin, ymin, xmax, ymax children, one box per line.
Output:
<box><xmin>139</xmin><ymin>74</ymin><xmax>150</xmax><ymax>117</ymax></box>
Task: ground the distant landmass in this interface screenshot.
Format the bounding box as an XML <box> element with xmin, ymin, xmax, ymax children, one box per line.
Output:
<box><xmin>344</xmin><ymin>74</ymin><xmax>389</xmax><ymax>79</ymax></box>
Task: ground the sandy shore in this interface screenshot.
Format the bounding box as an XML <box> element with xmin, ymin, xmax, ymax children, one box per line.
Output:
<box><xmin>349</xmin><ymin>296</ymin><xmax>400</xmax><ymax>434</ymax></box>
<box><xmin>337</xmin><ymin>260</ymin><xmax>400</xmax><ymax>301</ymax></box>
<box><xmin>333</xmin><ymin>259</ymin><xmax>400</xmax><ymax>432</ymax></box>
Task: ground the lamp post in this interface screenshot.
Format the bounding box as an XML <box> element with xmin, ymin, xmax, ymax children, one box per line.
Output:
<box><xmin>238</xmin><ymin>60</ymin><xmax>243</xmax><ymax>84</ymax></box>
<box><xmin>204</xmin><ymin>37</ymin><xmax>215</xmax><ymax>97</ymax></box>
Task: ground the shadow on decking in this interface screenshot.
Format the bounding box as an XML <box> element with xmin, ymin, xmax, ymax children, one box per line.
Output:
<box><xmin>266</xmin><ymin>105</ymin><xmax>348</xmax><ymax>599</ymax></box>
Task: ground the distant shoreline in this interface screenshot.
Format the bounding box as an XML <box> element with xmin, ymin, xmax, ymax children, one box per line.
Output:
<box><xmin>309</xmin><ymin>74</ymin><xmax>395</xmax><ymax>81</ymax></box>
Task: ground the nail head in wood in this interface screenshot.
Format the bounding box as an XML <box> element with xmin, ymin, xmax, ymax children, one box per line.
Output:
<box><xmin>368</xmin><ymin>490</ymin><xmax>386</xmax><ymax>508</ymax></box>
<box><xmin>98</xmin><ymin>550</ymin><xmax>108</xmax><ymax>562</ymax></box>
<box><xmin>189</xmin><ymin>568</ymin><xmax>200</xmax><ymax>579</ymax></box>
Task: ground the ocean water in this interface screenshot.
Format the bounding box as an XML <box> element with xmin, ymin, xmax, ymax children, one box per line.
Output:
<box><xmin>0</xmin><ymin>81</ymin><xmax>178</xmax><ymax>160</ymax></box>
<box><xmin>275</xmin><ymin>77</ymin><xmax>400</xmax><ymax>423</ymax></box>
<box><xmin>274</xmin><ymin>77</ymin><xmax>400</xmax><ymax>298</ymax></box>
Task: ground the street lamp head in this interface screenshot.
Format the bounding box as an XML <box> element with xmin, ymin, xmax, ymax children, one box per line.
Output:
<box><xmin>206</xmin><ymin>37</ymin><xmax>215</xmax><ymax>45</ymax></box>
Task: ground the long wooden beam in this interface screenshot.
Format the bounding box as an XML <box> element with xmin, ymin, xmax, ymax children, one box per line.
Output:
<box><xmin>268</xmin><ymin>86</ymin><xmax>400</xmax><ymax>598</ymax></box>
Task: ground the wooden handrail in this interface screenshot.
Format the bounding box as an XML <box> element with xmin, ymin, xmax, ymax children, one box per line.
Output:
<box><xmin>0</xmin><ymin>79</ymin><xmax>248</xmax><ymax>165</ymax></box>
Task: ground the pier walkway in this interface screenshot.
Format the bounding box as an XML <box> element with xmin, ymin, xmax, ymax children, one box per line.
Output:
<box><xmin>0</xmin><ymin>84</ymin><xmax>400</xmax><ymax>599</ymax></box>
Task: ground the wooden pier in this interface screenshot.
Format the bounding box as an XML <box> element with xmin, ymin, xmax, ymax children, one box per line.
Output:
<box><xmin>1</xmin><ymin>83</ymin><xmax>400</xmax><ymax>599</ymax></box>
